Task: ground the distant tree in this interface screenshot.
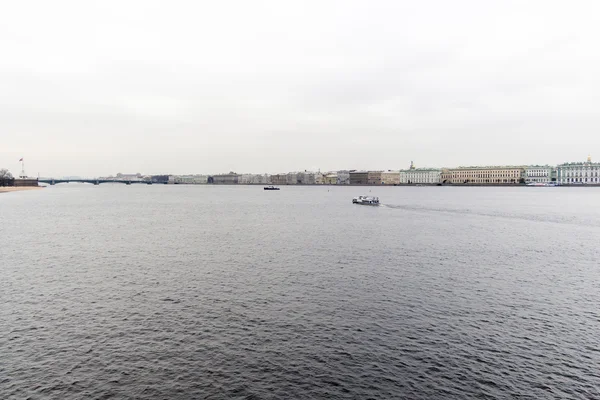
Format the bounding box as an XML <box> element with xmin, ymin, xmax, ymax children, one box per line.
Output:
<box><xmin>0</xmin><ymin>168</ymin><xmax>14</xmax><ymax>187</ymax></box>
<box><xmin>519</xmin><ymin>178</ymin><xmax>526</xmax><ymax>184</ymax></box>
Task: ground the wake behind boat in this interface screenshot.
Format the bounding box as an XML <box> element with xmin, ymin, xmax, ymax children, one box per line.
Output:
<box><xmin>264</xmin><ymin>186</ymin><xmax>280</xmax><ymax>190</ymax></box>
<box><xmin>352</xmin><ymin>195</ymin><xmax>379</xmax><ymax>206</ymax></box>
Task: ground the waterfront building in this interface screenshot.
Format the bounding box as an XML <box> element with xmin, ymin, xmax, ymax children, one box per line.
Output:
<box><xmin>286</xmin><ymin>172</ymin><xmax>299</xmax><ymax>185</ymax></box>
<box><xmin>324</xmin><ymin>173</ymin><xmax>337</xmax><ymax>185</ymax></box>
<box><xmin>350</xmin><ymin>171</ymin><xmax>368</xmax><ymax>185</ymax></box>
<box><xmin>239</xmin><ymin>174</ymin><xmax>253</xmax><ymax>184</ymax></box>
<box><xmin>150</xmin><ymin>175</ymin><xmax>170</xmax><ymax>184</ymax></box>
<box><xmin>257</xmin><ymin>174</ymin><xmax>270</xmax><ymax>184</ymax></box>
<box><xmin>367</xmin><ymin>171</ymin><xmax>383</xmax><ymax>185</ymax></box>
<box><xmin>174</xmin><ymin>175</ymin><xmax>209</xmax><ymax>184</ymax></box>
<box><xmin>270</xmin><ymin>174</ymin><xmax>287</xmax><ymax>185</ymax></box>
<box><xmin>441</xmin><ymin>166</ymin><xmax>525</xmax><ymax>184</ymax></box>
<box><xmin>239</xmin><ymin>174</ymin><xmax>270</xmax><ymax>184</ymax></box>
<box><xmin>381</xmin><ymin>170</ymin><xmax>400</xmax><ymax>185</ymax></box>
<box><xmin>556</xmin><ymin>156</ymin><xmax>600</xmax><ymax>185</ymax></box>
<box><xmin>116</xmin><ymin>172</ymin><xmax>142</xmax><ymax>181</ymax></box>
<box><xmin>212</xmin><ymin>172</ymin><xmax>240</xmax><ymax>184</ymax></box>
<box><xmin>524</xmin><ymin>166</ymin><xmax>555</xmax><ymax>184</ymax></box>
<box><xmin>399</xmin><ymin>168</ymin><xmax>441</xmax><ymax>184</ymax></box>
<box><xmin>336</xmin><ymin>170</ymin><xmax>350</xmax><ymax>185</ymax></box>
<box><xmin>296</xmin><ymin>171</ymin><xmax>314</xmax><ymax>185</ymax></box>
<box><xmin>314</xmin><ymin>172</ymin><xmax>324</xmax><ymax>185</ymax></box>
<box><xmin>13</xmin><ymin>178</ymin><xmax>38</xmax><ymax>187</ymax></box>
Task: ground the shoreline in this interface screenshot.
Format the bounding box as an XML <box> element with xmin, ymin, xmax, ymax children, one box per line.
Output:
<box><xmin>0</xmin><ymin>186</ymin><xmax>43</xmax><ymax>193</ymax></box>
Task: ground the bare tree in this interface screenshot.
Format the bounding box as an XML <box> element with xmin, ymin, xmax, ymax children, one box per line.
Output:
<box><xmin>0</xmin><ymin>168</ymin><xmax>14</xmax><ymax>186</ymax></box>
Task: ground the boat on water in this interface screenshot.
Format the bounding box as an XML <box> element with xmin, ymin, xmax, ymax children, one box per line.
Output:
<box><xmin>352</xmin><ymin>195</ymin><xmax>380</xmax><ymax>205</ymax></box>
<box><xmin>526</xmin><ymin>182</ymin><xmax>557</xmax><ymax>187</ymax></box>
<box><xmin>264</xmin><ymin>186</ymin><xmax>280</xmax><ymax>190</ymax></box>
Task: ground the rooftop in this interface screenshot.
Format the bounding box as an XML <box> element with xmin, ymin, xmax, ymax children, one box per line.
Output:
<box><xmin>448</xmin><ymin>166</ymin><xmax>527</xmax><ymax>170</ymax></box>
<box><xmin>558</xmin><ymin>162</ymin><xmax>600</xmax><ymax>166</ymax></box>
<box><xmin>400</xmin><ymin>168</ymin><xmax>442</xmax><ymax>172</ymax></box>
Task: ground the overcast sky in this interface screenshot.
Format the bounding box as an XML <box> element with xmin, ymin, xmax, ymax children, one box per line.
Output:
<box><xmin>1</xmin><ymin>0</ymin><xmax>599</xmax><ymax>177</ymax></box>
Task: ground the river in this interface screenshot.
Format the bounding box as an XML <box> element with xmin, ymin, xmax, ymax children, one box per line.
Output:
<box><xmin>1</xmin><ymin>184</ymin><xmax>599</xmax><ymax>399</ymax></box>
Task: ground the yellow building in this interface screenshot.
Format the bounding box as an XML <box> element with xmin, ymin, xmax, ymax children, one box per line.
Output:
<box><xmin>323</xmin><ymin>174</ymin><xmax>337</xmax><ymax>185</ymax></box>
<box><xmin>381</xmin><ymin>171</ymin><xmax>400</xmax><ymax>185</ymax></box>
<box><xmin>441</xmin><ymin>166</ymin><xmax>525</xmax><ymax>184</ymax></box>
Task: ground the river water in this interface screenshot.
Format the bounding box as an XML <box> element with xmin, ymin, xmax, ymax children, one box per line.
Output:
<box><xmin>1</xmin><ymin>185</ymin><xmax>599</xmax><ymax>399</ymax></box>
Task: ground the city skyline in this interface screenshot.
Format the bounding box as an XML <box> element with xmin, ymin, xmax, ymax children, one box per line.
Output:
<box><xmin>2</xmin><ymin>1</ymin><xmax>600</xmax><ymax>177</ymax></box>
<box><xmin>2</xmin><ymin>154</ymin><xmax>597</xmax><ymax>179</ymax></box>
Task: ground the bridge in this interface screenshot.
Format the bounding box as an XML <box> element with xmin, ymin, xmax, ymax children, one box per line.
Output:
<box><xmin>38</xmin><ymin>178</ymin><xmax>154</xmax><ymax>186</ymax></box>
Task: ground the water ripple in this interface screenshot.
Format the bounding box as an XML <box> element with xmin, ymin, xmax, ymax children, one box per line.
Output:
<box><xmin>1</xmin><ymin>185</ymin><xmax>600</xmax><ymax>399</ymax></box>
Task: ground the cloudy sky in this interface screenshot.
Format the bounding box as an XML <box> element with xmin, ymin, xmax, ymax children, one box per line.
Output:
<box><xmin>1</xmin><ymin>0</ymin><xmax>599</xmax><ymax>177</ymax></box>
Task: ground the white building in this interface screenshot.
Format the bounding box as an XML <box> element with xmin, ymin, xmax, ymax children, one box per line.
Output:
<box><xmin>525</xmin><ymin>166</ymin><xmax>554</xmax><ymax>184</ymax></box>
<box><xmin>286</xmin><ymin>172</ymin><xmax>298</xmax><ymax>185</ymax></box>
<box><xmin>399</xmin><ymin>168</ymin><xmax>441</xmax><ymax>184</ymax></box>
<box><xmin>297</xmin><ymin>172</ymin><xmax>314</xmax><ymax>184</ymax></box>
<box><xmin>314</xmin><ymin>172</ymin><xmax>324</xmax><ymax>185</ymax></box>
<box><xmin>557</xmin><ymin>156</ymin><xmax>600</xmax><ymax>185</ymax></box>
<box><xmin>239</xmin><ymin>174</ymin><xmax>270</xmax><ymax>184</ymax></box>
<box><xmin>116</xmin><ymin>173</ymin><xmax>142</xmax><ymax>181</ymax></box>
<box><xmin>174</xmin><ymin>174</ymin><xmax>209</xmax><ymax>184</ymax></box>
<box><xmin>336</xmin><ymin>170</ymin><xmax>350</xmax><ymax>185</ymax></box>
<box><xmin>293</xmin><ymin>171</ymin><xmax>324</xmax><ymax>184</ymax></box>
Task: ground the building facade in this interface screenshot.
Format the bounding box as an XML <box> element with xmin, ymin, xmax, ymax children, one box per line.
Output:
<box><xmin>314</xmin><ymin>172</ymin><xmax>324</xmax><ymax>185</ymax></box>
<box><xmin>212</xmin><ymin>172</ymin><xmax>240</xmax><ymax>184</ymax></box>
<box><xmin>556</xmin><ymin>156</ymin><xmax>600</xmax><ymax>185</ymax></box>
<box><xmin>13</xmin><ymin>178</ymin><xmax>38</xmax><ymax>187</ymax></box>
<box><xmin>270</xmin><ymin>174</ymin><xmax>287</xmax><ymax>185</ymax></box>
<box><xmin>323</xmin><ymin>173</ymin><xmax>337</xmax><ymax>185</ymax></box>
<box><xmin>150</xmin><ymin>175</ymin><xmax>170</xmax><ymax>184</ymax></box>
<box><xmin>349</xmin><ymin>171</ymin><xmax>368</xmax><ymax>185</ymax></box>
<box><xmin>286</xmin><ymin>172</ymin><xmax>299</xmax><ymax>185</ymax></box>
<box><xmin>239</xmin><ymin>174</ymin><xmax>270</xmax><ymax>184</ymax></box>
<box><xmin>367</xmin><ymin>171</ymin><xmax>383</xmax><ymax>185</ymax></box>
<box><xmin>381</xmin><ymin>171</ymin><xmax>400</xmax><ymax>185</ymax></box>
<box><xmin>174</xmin><ymin>175</ymin><xmax>209</xmax><ymax>184</ymax></box>
<box><xmin>336</xmin><ymin>170</ymin><xmax>350</xmax><ymax>185</ymax></box>
<box><xmin>296</xmin><ymin>172</ymin><xmax>314</xmax><ymax>185</ymax></box>
<box><xmin>441</xmin><ymin>166</ymin><xmax>525</xmax><ymax>184</ymax></box>
<box><xmin>116</xmin><ymin>173</ymin><xmax>142</xmax><ymax>181</ymax></box>
<box><xmin>400</xmin><ymin>168</ymin><xmax>441</xmax><ymax>184</ymax></box>
<box><xmin>524</xmin><ymin>166</ymin><xmax>555</xmax><ymax>184</ymax></box>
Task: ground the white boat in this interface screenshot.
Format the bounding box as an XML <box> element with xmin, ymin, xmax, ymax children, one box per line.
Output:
<box><xmin>526</xmin><ymin>182</ymin><xmax>557</xmax><ymax>187</ymax></box>
<box><xmin>352</xmin><ymin>195</ymin><xmax>380</xmax><ymax>205</ymax></box>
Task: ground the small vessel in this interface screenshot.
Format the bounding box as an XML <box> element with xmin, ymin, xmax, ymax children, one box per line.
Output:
<box><xmin>526</xmin><ymin>182</ymin><xmax>557</xmax><ymax>187</ymax></box>
<box><xmin>264</xmin><ymin>186</ymin><xmax>280</xmax><ymax>190</ymax></box>
<box><xmin>352</xmin><ymin>195</ymin><xmax>380</xmax><ymax>205</ymax></box>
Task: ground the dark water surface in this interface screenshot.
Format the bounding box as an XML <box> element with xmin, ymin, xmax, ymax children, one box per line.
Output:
<box><xmin>2</xmin><ymin>185</ymin><xmax>600</xmax><ymax>399</ymax></box>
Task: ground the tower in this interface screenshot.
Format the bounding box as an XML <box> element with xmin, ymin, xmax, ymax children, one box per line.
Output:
<box><xmin>19</xmin><ymin>158</ymin><xmax>26</xmax><ymax>178</ymax></box>
<box><xmin>587</xmin><ymin>154</ymin><xmax>592</xmax><ymax>163</ymax></box>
